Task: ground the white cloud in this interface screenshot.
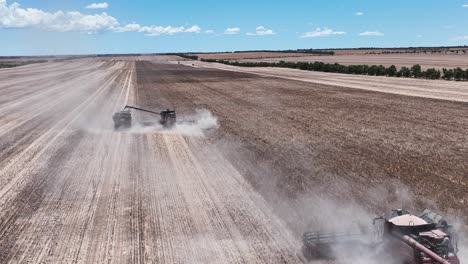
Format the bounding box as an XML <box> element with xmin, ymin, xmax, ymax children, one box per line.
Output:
<box><xmin>0</xmin><ymin>0</ymin><xmax>118</xmax><ymax>32</ymax></box>
<box><xmin>356</xmin><ymin>12</ymin><xmax>364</xmax><ymax>16</ymax></box>
<box><xmin>115</xmin><ymin>23</ymin><xmax>141</xmax><ymax>32</ymax></box>
<box><xmin>184</xmin><ymin>25</ymin><xmax>201</xmax><ymax>33</ymax></box>
<box><xmin>359</xmin><ymin>31</ymin><xmax>384</xmax><ymax>36</ymax></box>
<box><xmin>454</xmin><ymin>36</ymin><xmax>468</xmax><ymax>40</ymax></box>
<box><xmin>246</xmin><ymin>26</ymin><xmax>275</xmax><ymax>36</ymax></box>
<box><xmin>115</xmin><ymin>23</ymin><xmax>201</xmax><ymax>36</ymax></box>
<box><xmin>416</xmin><ymin>34</ymin><xmax>423</xmax><ymax>38</ymax></box>
<box><xmin>462</xmin><ymin>4</ymin><xmax>468</xmax><ymax>7</ymax></box>
<box><xmin>0</xmin><ymin>0</ymin><xmax>202</xmax><ymax>36</ymax></box>
<box><xmin>205</xmin><ymin>29</ymin><xmax>214</xmax><ymax>34</ymax></box>
<box><xmin>85</xmin><ymin>2</ymin><xmax>108</xmax><ymax>9</ymax></box>
<box><xmin>301</xmin><ymin>28</ymin><xmax>346</xmax><ymax>38</ymax></box>
<box><xmin>139</xmin><ymin>26</ymin><xmax>184</xmax><ymax>36</ymax></box>
<box><xmin>224</xmin><ymin>27</ymin><xmax>240</xmax><ymax>35</ymax></box>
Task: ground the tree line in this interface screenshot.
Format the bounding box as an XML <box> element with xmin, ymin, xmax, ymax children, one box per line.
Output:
<box><xmin>0</xmin><ymin>60</ymin><xmax>48</xmax><ymax>69</ymax></box>
<box><xmin>177</xmin><ymin>54</ymin><xmax>199</xmax><ymax>60</ymax></box>
<box><xmin>200</xmin><ymin>59</ymin><xmax>468</xmax><ymax>81</ymax></box>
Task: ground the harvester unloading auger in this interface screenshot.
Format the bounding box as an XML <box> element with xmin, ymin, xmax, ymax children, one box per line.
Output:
<box><xmin>112</xmin><ymin>105</ymin><xmax>176</xmax><ymax>130</ymax></box>
<box><xmin>302</xmin><ymin>208</ymin><xmax>461</xmax><ymax>264</ymax></box>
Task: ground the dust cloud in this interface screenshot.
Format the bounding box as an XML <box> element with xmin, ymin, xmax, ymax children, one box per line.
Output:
<box><xmin>174</xmin><ymin>109</ymin><xmax>219</xmax><ymax>136</ymax></box>
<box><xmin>128</xmin><ymin>109</ymin><xmax>218</xmax><ymax>136</ymax></box>
<box><xmin>75</xmin><ymin>108</ymin><xmax>218</xmax><ymax>137</ymax></box>
<box><xmin>453</xmin><ymin>219</ymin><xmax>468</xmax><ymax>263</ymax></box>
<box><xmin>214</xmin><ymin>135</ymin><xmax>466</xmax><ymax>263</ymax></box>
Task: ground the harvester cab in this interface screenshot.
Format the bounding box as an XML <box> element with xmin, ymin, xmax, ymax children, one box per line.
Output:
<box><xmin>112</xmin><ymin>105</ymin><xmax>176</xmax><ymax>130</ymax></box>
<box><xmin>112</xmin><ymin>109</ymin><xmax>132</xmax><ymax>130</ymax></box>
<box><xmin>159</xmin><ymin>109</ymin><xmax>176</xmax><ymax>127</ymax></box>
<box><xmin>383</xmin><ymin>211</ymin><xmax>459</xmax><ymax>264</ymax></box>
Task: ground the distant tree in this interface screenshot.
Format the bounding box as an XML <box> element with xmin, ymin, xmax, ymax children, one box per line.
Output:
<box><xmin>179</xmin><ymin>54</ymin><xmax>198</xmax><ymax>60</ymax></box>
<box><xmin>386</xmin><ymin>65</ymin><xmax>397</xmax><ymax>77</ymax></box>
<box><xmin>368</xmin><ymin>65</ymin><xmax>378</xmax><ymax>76</ymax></box>
<box><xmin>454</xmin><ymin>67</ymin><xmax>465</xmax><ymax>81</ymax></box>
<box><xmin>442</xmin><ymin>68</ymin><xmax>454</xmax><ymax>80</ymax></box>
<box><xmin>399</xmin><ymin>67</ymin><xmax>411</xmax><ymax>77</ymax></box>
<box><xmin>297</xmin><ymin>62</ymin><xmax>309</xmax><ymax>70</ymax></box>
<box><xmin>349</xmin><ymin>65</ymin><xmax>367</xmax><ymax>75</ymax></box>
<box><xmin>410</xmin><ymin>64</ymin><xmax>422</xmax><ymax>78</ymax></box>
<box><xmin>312</xmin><ymin>62</ymin><xmax>325</xmax><ymax>71</ymax></box>
<box><xmin>376</xmin><ymin>65</ymin><xmax>386</xmax><ymax>76</ymax></box>
<box><xmin>425</xmin><ymin>68</ymin><xmax>441</xmax><ymax>79</ymax></box>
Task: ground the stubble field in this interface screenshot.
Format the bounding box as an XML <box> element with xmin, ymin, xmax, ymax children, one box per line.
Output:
<box><xmin>0</xmin><ymin>57</ymin><xmax>466</xmax><ymax>263</ymax></box>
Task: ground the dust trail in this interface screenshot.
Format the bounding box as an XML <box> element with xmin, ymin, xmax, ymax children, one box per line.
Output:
<box><xmin>217</xmin><ymin>136</ymin><xmax>465</xmax><ymax>263</ymax></box>
<box><xmin>453</xmin><ymin>219</ymin><xmax>468</xmax><ymax>262</ymax></box>
<box><xmin>126</xmin><ymin>109</ymin><xmax>218</xmax><ymax>137</ymax></box>
<box><xmin>175</xmin><ymin>109</ymin><xmax>219</xmax><ymax>136</ymax></box>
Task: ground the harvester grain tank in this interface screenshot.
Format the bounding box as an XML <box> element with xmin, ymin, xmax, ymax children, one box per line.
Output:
<box><xmin>302</xmin><ymin>208</ymin><xmax>460</xmax><ymax>264</ymax></box>
<box><xmin>112</xmin><ymin>105</ymin><xmax>176</xmax><ymax>130</ymax></box>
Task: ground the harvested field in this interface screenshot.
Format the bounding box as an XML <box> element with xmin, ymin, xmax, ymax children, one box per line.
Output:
<box><xmin>327</xmin><ymin>47</ymin><xmax>468</xmax><ymax>55</ymax></box>
<box><xmin>0</xmin><ymin>58</ymin><xmax>466</xmax><ymax>263</ymax></box>
<box><xmin>238</xmin><ymin>54</ymin><xmax>468</xmax><ymax>70</ymax></box>
<box><xmin>0</xmin><ymin>60</ymin><xmax>302</xmax><ymax>263</ymax></box>
<box><xmin>197</xmin><ymin>47</ymin><xmax>468</xmax><ymax>58</ymax></box>
<box><xmin>86</xmin><ymin>55</ymin><xmax>187</xmax><ymax>62</ymax></box>
<box><xmin>196</xmin><ymin>52</ymin><xmax>314</xmax><ymax>60</ymax></box>
<box><xmin>166</xmin><ymin>61</ymin><xmax>467</xmax><ymax>223</ymax></box>
<box><xmin>184</xmin><ymin>61</ymin><xmax>468</xmax><ymax>102</ymax></box>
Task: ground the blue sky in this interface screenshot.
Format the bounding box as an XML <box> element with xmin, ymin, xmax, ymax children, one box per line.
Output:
<box><xmin>1</xmin><ymin>0</ymin><xmax>468</xmax><ymax>55</ymax></box>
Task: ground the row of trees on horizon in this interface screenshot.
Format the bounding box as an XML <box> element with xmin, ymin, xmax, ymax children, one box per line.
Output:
<box><xmin>0</xmin><ymin>60</ymin><xmax>48</xmax><ymax>69</ymax></box>
<box><xmin>200</xmin><ymin>59</ymin><xmax>468</xmax><ymax>81</ymax></box>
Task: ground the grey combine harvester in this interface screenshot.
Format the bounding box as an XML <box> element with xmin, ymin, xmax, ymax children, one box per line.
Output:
<box><xmin>112</xmin><ymin>105</ymin><xmax>176</xmax><ymax>130</ymax></box>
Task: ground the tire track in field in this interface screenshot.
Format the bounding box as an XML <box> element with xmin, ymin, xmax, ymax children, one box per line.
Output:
<box><xmin>0</xmin><ymin>61</ymin><xmax>133</xmax><ymax>263</ymax></box>
<box><xmin>0</xmin><ymin>63</ymin><xmax>123</xmax><ymax>165</ymax></box>
<box><xmin>8</xmin><ymin>62</ymin><xmax>135</xmax><ymax>263</ymax></box>
<box><xmin>0</xmin><ymin>60</ymin><xmax>303</xmax><ymax>263</ymax></box>
<box><xmin>125</xmin><ymin>60</ymin><xmax>303</xmax><ymax>263</ymax></box>
<box><xmin>0</xmin><ymin>62</ymin><xmax>120</xmax><ymax>133</ymax></box>
<box><xmin>0</xmin><ymin>63</ymin><xmax>125</xmax><ymax>197</ymax></box>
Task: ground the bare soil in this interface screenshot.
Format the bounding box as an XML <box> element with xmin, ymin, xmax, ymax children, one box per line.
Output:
<box><xmin>0</xmin><ymin>59</ymin><xmax>301</xmax><ymax>263</ymax></box>
<box><xmin>146</xmin><ymin>61</ymin><xmax>467</xmax><ymax>224</ymax></box>
<box><xmin>185</xmin><ymin>61</ymin><xmax>468</xmax><ymax>102</ymax></box>
<box><xmin>0</xmin><ymin>58</ymin><xmax>466</xmax><ymax>263</ymax></box>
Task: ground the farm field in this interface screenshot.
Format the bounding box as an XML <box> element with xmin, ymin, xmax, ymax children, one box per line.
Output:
<box><xmin>0</xmin><ymin>58</ymin><xmax>466</xmax><ymax>263</ymax></box>
<box><xmin>237</xmin><ymin>54</ymin><xmax>468</xmax><ymax>70</ymax></box>
<box><xmin>185</xmin><ymin>60</ymin><xmax>468</xmax><ymax>102</ymax></box>
<box><xmin>196</xmin><ymin>52</ymin><xmax>316</xmax><ymax>60</ymax></box>
<box><xmin>0</xmin><ymin>59</ymin><xmax>302</xmax><ymax>263</ymax></box>
<box><xmin>196</xmin><ymin>48</ymin><xmax>468</xmax><ymax>61</ymax></box>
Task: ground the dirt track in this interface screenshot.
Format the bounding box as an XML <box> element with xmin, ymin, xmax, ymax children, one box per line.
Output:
<box><xmin>0</xmin><ymin>60</ymin><xmax>302</xmax><ymax>263</ymax></box>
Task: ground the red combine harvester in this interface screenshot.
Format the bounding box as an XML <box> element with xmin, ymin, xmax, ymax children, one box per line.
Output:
<box><xmin>302</xmin><ymin>209</ymin><xmax>461</xmax><ymax>264</ymax></box>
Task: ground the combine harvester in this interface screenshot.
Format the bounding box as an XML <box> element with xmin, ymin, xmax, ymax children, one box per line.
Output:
<box><xmin>303</xmin><ymin>209</ymin><xmax>461</xmax><ymax>264</ymax></box>
<box><xmin>112</xmin><ymin>105</ymin><xmax>176</xmax><ymax>130</ymax></box>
